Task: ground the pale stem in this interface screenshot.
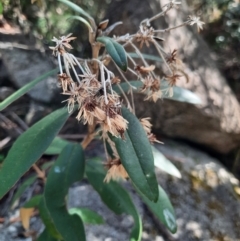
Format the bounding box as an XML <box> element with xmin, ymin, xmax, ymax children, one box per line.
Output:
<box><xmin>126</xmin><ymin>52</ymin><xmax>137</xmax><ymax>66</ymax></box>
<box><xmin>114</xmin><ymin>63</ymin><xmax>133</xmax><ymax>110</ymax></box>
<box><xmin>129</xmin><ymin>41</ymin><xmax>157</xmax><ymax>79</ymax></box>
<box><xmin>116</xmin><ymin>83</ymin><xmax>132</xmax><ymax>110</ymax></box>
<box><xmin>100</xmin><ymin>63</ymin><xmax>109</xmax><ymax>104</ymax></box>
<box><xmin>143</xmin><ymin>4</ymin><xmax>172</xmax><ymax>24</ymax></box>
<box><xmin>58</xmin><ymin>53</ymin><xmax>63</xmax><ymax>74</ymax></box>
<box><xmin>32</xmin><ymin>164</ymin><xmax>46</xmax><ymax>183</ymax></box>
<box><xmin>152</xmin><ymin>39</ymin><xmax>173</xmax><ymax>75</ymax></box>
<box><xmin>64</xmin><ymin>54</ymin><xmax>81</xmax><ymax>83</ymax></box>
<box><xmin>154</xmin><ymin>21</ymin><xmax>189</xmax><ymax>33</ymax></box>
<box><xmin>70</xmin><ymin>54</ymin><xmax>85</xmax><ymax>74</ymax></box>
<box><xmin>127</xmin><ymin>67</ymin><xmax>139</xmax><ymax>77</ymax></box>
<box><xmin>81</xmin><ymin>123</ymin><xmax>96</xmax><ymax>149</ymax></box>
<box><xmin>129</xmin><ymin>41</ymin><xmax>148</xmax><ymax>67</ymax></box>
<box><xmin>130</xmin><ymin>87</ymin><xmax>135</xmax><ymax>115</ymax></box>
<box><xmin>63</xmin><ymin>53</ymin><xmax>71</xmax><ymax>77</ymax></box>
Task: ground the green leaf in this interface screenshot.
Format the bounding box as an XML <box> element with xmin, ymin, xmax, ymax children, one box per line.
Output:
<box><xmin>113</xmin><ymin>81</ymin><xmax>142</xmax><ymax>94</ymax></box>
<box><xmin>41</xmin><ymin>161</ymin><xmax>55</xmax><ymax>170</ymax></box>
<box><xmin>58</xmin><ymin>0</ymin><xmax>95</xmax><ymax>28</ymax></box>
<box><xmin>113</xmin><ymin>80</ymin><xmax>202</xmax><ymax>104</ymax></box>
<box><xmin>23</xmin><ymin>195</ymin><xmax>42</xmax><ymax>208</ymax></box>
<box><xmin>37</xmin><ymin>229</ymin><xmax>59</xmax><ymax>241</ymax></box>
<box><xmin>139</xmin><ymin>185</ymin><xmax>177</xmax><ymax>234</ymax></box>
<box><xmin>128</xmin><ymin>53</ymin><xmax>163</xmax><ymax>62</ymax></box>
<box><xmin>0</xmin><ymin>68</ymin><xmax>58</xmax><ymax>111</ymax></box>
<box><xmin>38</xmin><ymin>198</ymin><xmax>62</xmax><ymax>240</ymax></box>
<box><xmin>110</xmin><ymin>108</ymin><xmax>159</xmax><ymax>202</ymax></box>
<box><xmin>45</xmin><ymin>137</ymin><xmax>70</xmax><ymax>155</ymax></box>
<box><xmin>86</xmin><ymin>161</ymin><xmax>142</xmax><ymax>241</ymax></box>
<box><xmin>44</xmin><ymin>143</ymin><xmax>85</xmax><ymax>241</ymax></box>
<box><xmin>152</xmin><ymin>146</ymin><xmax>181</xmax><ymax>178</ymax></box>
<box><xmin>69</xmin><ymin>208</ymin><xmax>104</xmax><ymax>225</ymax></box>
<box><xmin>167</xmin><ymin>84</ymin><xmax>201</xmax><ymax>104</ymax></box>
<box><xmin>0</xmin><ymin>107</ymin><xmax>70</xmax><ymax>199</ymax></box>
<box><xmin>68</xmin><ymin>16</ymin><xmax>93</xmax><ymax>32</ymax></box>
<box><xmin>10</xmin><ymin>176</ymin><xmax>37</xmax><ymax>208</ymax></box>
<box><xmin>97</xmin><ymin>36</ymin><xmax>128</xmax><ymax>71</ymax></box>
<box><xmin>0</xmin><ymin>154</ymin><xmax>5</xmax><ymax>163</ymax></box>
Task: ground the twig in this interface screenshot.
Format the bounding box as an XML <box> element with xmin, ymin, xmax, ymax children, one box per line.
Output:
<box><xmin>9</xmin><ymin>112</ymin><xmax>29</xmax><ymax>131</ymax></box>
<box><xmin>0</xmin><ymin>137</ymin><xmax>11</xmax><ymax>150</ymax></box>
<box><xmin>32</xmin><ymin>164</ymin><xmax>46</xmax><ymax>183</ymax></box>
<box><xmin>81</xmin><ymin>121</ymin><xmax>97</xmax><ymax>149</ymax></box>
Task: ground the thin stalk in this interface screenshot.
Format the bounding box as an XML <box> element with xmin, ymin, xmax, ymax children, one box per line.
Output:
<box><xmin>152</xmin><ymin>39</ymin><xmax>173</xmax><ymax>75</ymax></box>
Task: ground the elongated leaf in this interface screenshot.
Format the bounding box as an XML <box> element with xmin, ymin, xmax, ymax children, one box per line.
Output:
<box><xmin>41</xmin><ymin>161</ymin><xmax>54</xmax><ymax>170</ymax></box>
<box><xmin>110</xmin><ymin>108</ymin><xmax>159</xmax><ymax>202</ymax></box>
<box><xmin>152</xmin><ymin>146</ymin><xmax>181</xmax><ymax>178</ymax></box>
<box><xmin>128</xmin><ymin>53</ymin><xmax>163</xmax><ymax>62</ymax></box>
<box><xmin>0</xmin><ymin>68</ymin><xmax>58</xmax><ymax>111</ymax></box>
<box><xmin>168</xmin><ymin>84</ymin><xmax>201</xmax><ymax>104</ymax></box>
<box><xmin>38</xmin><ymin>198</ymin><xmax>62</xmax><ymax>240</ymax></box>
<box><xmin>113</xmin><ymin>81</ymin><xmax>142</xmax><ymax>93</ymax></box>
<box><xmin>113</xmin><ymin>80</ymin><xmax>202</xmax><ymax>104</ymax></box>
<box><xmin>23</xmin><ymin>195</ymin><xmax>42</xmax><ymax>208</ymax></box>
<box><xmin>69</xmin><ymin>16</ymin><xmax>93</xmax><ymax>31</ymax></box>
<box><xmin>45</xmin><ymin>137</ymin><xmax>70</xmax><ymax>155</ymax></box>
<box><xmin>58</xmin><ymin>0</ymin><xmax>95</xmax><ymax>28</ymax></box>
<box><xmin>69</xmin><ymin>208</ymin><xmax>104</xmax><ymax>225</ymax></box>
<box><xmin>97</xmin><ymin>36</ymin><xmax>128</xmax><ymax>71</ymax></box>
<box><xmin>44</xmin><ymin>143</ymin><xmax>85</xmax><ymax>241</ymax></box>
<box><xmin>86</xmin><ymin>160</ymin><xmax>142</xmax><ymax>241</ymax></box>
<box><xmin>139</xmin><ymin>185</ymin><xmax>177</xmax><ymax>234</ymax></box>
<box><xmin>10</xmin><ymin>176</ymin><xmax>37</xmax><ymax>208</ymax></box>
<box><xmin>38</xmin><ymin>229</ymin><xmax>59</xmax><ymax>241</ymax></box>
<box><xmin>0</xmin><ymin>107</ymin><xmax>70</xmax><ymax>199</ymax></box>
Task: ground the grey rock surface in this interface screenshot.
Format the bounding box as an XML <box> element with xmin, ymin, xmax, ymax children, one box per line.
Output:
<box><xmin>1</xmin><ymin>140</ymin><xmax>239</xmax><ymax>241</ymax></box>
<box><xmin>0</xmin><ymin>36</ymin><xmax>60</xmax><ymax>104</ymax></box>
<box><xmin>105</xmin><ymin>0</ymin><xmax>240</xmax><ymax>153</ymax></box>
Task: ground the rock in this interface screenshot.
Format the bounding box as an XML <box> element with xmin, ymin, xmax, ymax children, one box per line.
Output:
<box><xmin>25</xmin><ymin>101</ymin><xmax>49</xmax><ymax>126</ymax></box>
<box><xmin>156</xmin><ymin>140</ymin><xmax>240</xmax><ymax>241</ymax></box>
<box><xmin>104</xmin><ymin>0</ymin><xmax>240</xmax><ymax>153</ymax></box>
<box><xmin>0</xmin><ymin>59</ymin><xmax>9</xmax><ymax>85</ymax></box>
<box><xmin>0</xmin><ymin>87</ymin><xmax>15</xmax><ymax>101</ymax></box>
<box><xmin>67</xmin><ymin>140</ymin><xmax>240</xmax><ymax>241</ymax></box>
<box><xmin>0</xmin><ymin>140</ymin><xmax>240</xmax><ymax>240</ymax></box>
<box><xmin>0</xmin><ymin>33</ymin><xmax>61</xmax><ymax>104</ymax></box>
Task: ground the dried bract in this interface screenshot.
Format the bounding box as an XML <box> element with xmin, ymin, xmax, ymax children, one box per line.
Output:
<box><xmin>104</xmin><ymin>158</ymin><xmax>128</xmax><ymax>182</ymax></box>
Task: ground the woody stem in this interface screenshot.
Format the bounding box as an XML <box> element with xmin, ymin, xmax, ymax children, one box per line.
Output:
<box><xmin>81</xmin><ymin>121</ymin><xmax>97</xmax><ymax>149</ymax></box>
<box><xmin>81</xmin><ymin>35</ymin><xmax>101</xmax><ymax>150</ymax></box>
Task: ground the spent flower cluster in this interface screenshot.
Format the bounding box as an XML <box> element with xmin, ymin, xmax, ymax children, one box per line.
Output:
<box><xmin>50</xmin><ymin>0</ymin><xmax>204</xmax><ymax>182</ymax></box>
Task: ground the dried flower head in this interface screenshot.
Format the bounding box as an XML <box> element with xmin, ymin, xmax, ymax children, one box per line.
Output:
<box><xmin>57</xmin><ymin>73</ymin><xmax>73</xmax><ymax>92</ymax></box>
<box><xmin>140</xmin><ymin>76</ymin><xmax>162</xmax><ymax>102</ymax></box>
<box><xmin>140</xmin><ymin>117</ymin><xmax>162</xmax><ymax>144</ymax></box>
<box><xmin>162</xmin><ymin>0</ymin><xmax>181</xmax><ymax>10</ymax></box>
<box><xmin>135</xmin><ymin>25</ymin><xmax>154</xmax><ymax>48</ymax></box>
<box><xmin>104</xmin><ymin>158</ymin><xmax>128</xmax><ymax>182</ymax></box>
<box><xmin>166</xmin><ymin>49</ymin><xmax>177</xmax><ymax>64</ymax></box>
<box><xmin>49</xmin><ymin>33</ymin><xmax>76</xmax><ymax>56</ymax></box>
<box><xmin>140</xmin><ymin>117</ymin><xmax>152</xmax><ymax>134</ymax></box>
<box><xmin>135</xmin><ymin>65</ymin><xmax>155</xmax><ymax>75</ymax></box>
<box><xmin>187</xmin><ymin>16</ymin><xmax>205</xmax><ymax>32</ymax></box>
<box><xmin>165</xmin><ymin>74</ymin><xmax>182</xmax><ymax>87</ymax></box>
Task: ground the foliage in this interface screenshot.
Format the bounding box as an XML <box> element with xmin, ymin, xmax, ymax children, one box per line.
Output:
<box><xmin>0</xmin><ymin>0</ymin><xmax>204</xmax><ymax>240</ymax></box>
